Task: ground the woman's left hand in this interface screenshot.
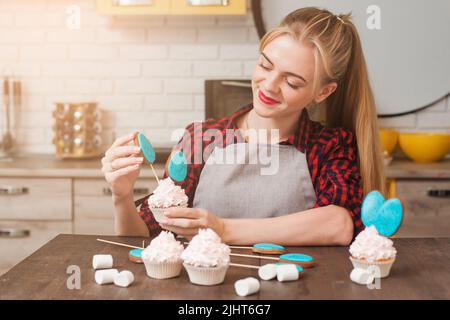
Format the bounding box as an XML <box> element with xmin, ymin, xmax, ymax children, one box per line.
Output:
<box><xmin>159</xmin><ymin>207</ymin><xmax>225</xmax><ymax>240</ymax></box>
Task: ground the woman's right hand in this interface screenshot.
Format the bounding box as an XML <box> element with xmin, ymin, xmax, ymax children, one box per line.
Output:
<box><xmin>101</xmin><ymin>132</ymin><xmax>144</xmax><ymax>201</ymax></box>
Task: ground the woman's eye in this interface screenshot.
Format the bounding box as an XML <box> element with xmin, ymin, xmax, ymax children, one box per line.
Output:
<box><xmin>258</xmin><ymin>63</ymin><xmax>270</xmax><ymax>70</ymax></box>
<box><xmin>287</xmin><ymin>81</ymin><xmax>300</xmax><ymax>89</ymax></box>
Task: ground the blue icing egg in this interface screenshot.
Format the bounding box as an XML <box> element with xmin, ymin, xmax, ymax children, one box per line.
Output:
<box><xmin>275</xmin><ymin>262</ymin><xmax>303</xmax><ymax>273</ymax></box>
<box><xmin>168</xmin><ymin>151</ymin><xmax>187</xmax><ymax>182</ymax></box>
<box><xmin>361</xmin><ymin>191</ymin><xmax>386</xmax><ymax>228</ymax></box>
<box><xmin>361</xmin><ymin>190</ymin><xmax>403</xmax><ymax>237</ymax></box>
<box><xmin>129</xmin><ymin>249</ymin><xmax>142</xmax><ymax>258</ymax></box>
<box><xmin>371</xmin><ymin>198</ymin><xmax>403</xmax><ymax>237</ymax></box>
<box><xmin>279</xmin><ymin>253</ymin><xmax>314</xmax><ymax>262</ymax></box>
<box><xmin>253</xmin><ymin>243</ymin><xmax>285</xmax><ymax>251</ymax></box>
<box><xmin>137</xmin><ymin>133</ymin><xmax>155</xmax><ymax>164</ymax></box>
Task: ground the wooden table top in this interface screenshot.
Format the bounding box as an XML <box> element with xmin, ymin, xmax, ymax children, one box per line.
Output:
<box><xmin>0</xmin><ymin>234</ymin><xmax>449</xmax><ymax>300</ymax></box>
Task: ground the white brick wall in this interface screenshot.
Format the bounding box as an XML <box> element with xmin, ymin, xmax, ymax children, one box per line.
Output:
<box><xmin>0</xmin><ymin>0</ymin><xmax>448</xmax><ymax>154</ymax></box>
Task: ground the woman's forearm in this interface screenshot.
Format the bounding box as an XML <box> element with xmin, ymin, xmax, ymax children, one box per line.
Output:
<box><xmin>222</xmin><ymin>205</ymin><xmax>354</xmax><ymax>246</ymax></box>
<box><xmin>113</xmin><ymin>194</ymin><xmax>149</xmax><ymax>237</ymax></box>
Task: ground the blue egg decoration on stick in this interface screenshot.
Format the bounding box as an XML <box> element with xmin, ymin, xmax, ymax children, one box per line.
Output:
<box><xmin>137</xmin><ymin>133</ymin><xmax>156</xmax><ymax>164</ymax></box>
<box><xmin>361</xmin><ymin>190</ymin><xmax>403</xmax><ymax>237</ymax></box>
<box><xmin>168</xmin><ymin>151</ymin><xmax>187</xmax><ymax>182</ymax></box>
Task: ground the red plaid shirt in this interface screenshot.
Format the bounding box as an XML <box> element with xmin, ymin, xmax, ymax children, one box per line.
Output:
<box><xmin>137</xmin><ymin>104</ymin><xmax>363</xmax><ymax>238</ymax></box>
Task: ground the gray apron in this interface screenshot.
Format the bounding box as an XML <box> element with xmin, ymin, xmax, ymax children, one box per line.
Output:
<box><xmin>193</xmin><ymin>142</ymin><xmax>316</xmax><ymax>218</ymax></box>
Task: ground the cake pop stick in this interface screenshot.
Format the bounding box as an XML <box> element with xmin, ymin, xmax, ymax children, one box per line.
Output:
<box><xmin>182</xmin><ymin>241</ymin><xmax>286</xmax><ymax>255</ymax></box>
<box><xmin>229</xmin><ymin>262</ymin><xmax>260</xmax><ymax>270</ymax></box>
<box><xmin>134</xmin><ymin>132</ymin><xmax>160</xmax><ymax>184</ymax></box>
<box><xmin>97</xmin><ymin>238</ymin><xmax>141</xmax><ymax>249</ymax></box>
<box><xmin>230</xmin><ymin>252</ymin><xmax>316</xmax><ymax>268</ymax></box>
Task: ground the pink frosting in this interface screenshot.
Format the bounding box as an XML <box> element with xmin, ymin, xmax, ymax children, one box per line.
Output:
<box><xmin>181</xmin><ymin>229</ymin><xmax>230</xmax><ymax>267</ymax></box>
<box><xmin>349</xmin><ymin>225</ymin><xmax>397</xmax><ymax>262</ymax></box>
<box><xmin>148</xmin><ymin>177</ymin><xmax>188</xmax><ymax>208</ymax></box>
<box><xmin>141</xmin><ymin>231</ymin><xmax>184</xmax><ymax>263</ymax></box>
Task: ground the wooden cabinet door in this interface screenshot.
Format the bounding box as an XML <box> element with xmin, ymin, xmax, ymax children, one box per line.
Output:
<box><xmin>0</xmin><ymin>221</ymin><xmax>72</xmax><ymax>276</ymax></box>
<box><xmin>395</xmin><ymin>180</ymin><xmax>450</xmax><ymax>238</ymax></box>
<box><xmin>0</xmin><ymin>178</ymin><xmax>72</xmax><ymax>220</ymax></box>
<box><xmin>97</xmin><ymin>0</ymin><xmax>170</xmax><ymax>15</ymax></box>
<box><xmin>171</xmin><ymin>0</ymin><xmax>246</xmax><ymax>15</ymax></box>
<box><xmin>73</xmin><ymin>178</ymin><xmax>158</xmax><ymax>235</ymax></box>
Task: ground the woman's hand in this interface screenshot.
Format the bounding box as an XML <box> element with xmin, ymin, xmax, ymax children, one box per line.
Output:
<box><xmin>101</xmin><ymin>132</ymin><xmax>143</xmax><ymax>201</ymax></box>
<box><xmin>159</xmin><ymin>208</ymin><xmax>225</xmax><ymax>240</ymax></box>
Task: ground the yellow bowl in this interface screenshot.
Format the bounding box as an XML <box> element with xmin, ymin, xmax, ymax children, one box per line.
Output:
<box><xmin>398</xmin><ymin>132</ymin><xmax>450</xmax><ymax>163</ymax></box>
<box><xmin>379</xmin><ymin>128</ymin><xmax>399</xmax><ymax>155</ymax></box>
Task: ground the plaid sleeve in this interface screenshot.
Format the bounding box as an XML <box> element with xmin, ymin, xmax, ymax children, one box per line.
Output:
<box><xmin>137</xmin><ymin>122</ymin><xmax>203</xmax><ymax>235</ymax></box>
<box><xmin>137</xmin><ymin>195</ymin><xmax>162</xmax><ymax>237</ymax></box>
<box><xmin>313</xmin><ymin>128</ymin><xmax>364</xmax><ymax>237</ymax></box>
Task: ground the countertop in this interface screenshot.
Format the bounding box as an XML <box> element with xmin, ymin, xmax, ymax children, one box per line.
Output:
<box><xmin>0</xmin><ymin>234</ymin><xmax>448</xmax><ymax>299</ymax></box>
<box><xmin>0</xmin><ymin>154</ymin><xmax>449</xmax><ymax>179</ymax></box>
<box><xmin>0</xmin><ymin>153</ymin><xmax>166</xmax><ymax>178</ymax></box>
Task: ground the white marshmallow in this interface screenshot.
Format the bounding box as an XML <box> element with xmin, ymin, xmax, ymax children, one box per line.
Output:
<box><xmin>350</xmin><ymin>268</ymin><xmax>375</xmax><ymax>285</ymax></box>
<box><xmin>276</xmin><ymin>264</ymin><xmax>299</xmax><ymax>282</ymax></box>
<box><xmin>95</xmin><ymin>269</ymin><xmax>119</xmax><ymax>285</ymax></box>
<box><xmin>92</xmin><ymin>254</ymin><xmax>113</xmax><ymax>270</ymax></box>
<box><xmin>234</xmin><ymin>277</ymin><xmax>260</xmax><ymax>297</ymax></box>
<box><xmin>258</xmin><ymin>263</ymin><xmax>278</xmax><ymax>280</ymax></box>
<box><xmin>114</xmin><ymin>270</ymin><xmax>135</xmax><ymax>288</ymax></box>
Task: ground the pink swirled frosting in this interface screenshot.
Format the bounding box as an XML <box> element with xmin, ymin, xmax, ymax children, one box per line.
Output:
<box><xmin>349</xmin><ymin>225</ymin><xmax>397</xmax><ymax>262</ymax></box>
<box><xmin>141</xmin><ymin>231</ymin><xmax>184</xmax><ymax>263</ymax></box>
<box><xmin>181</xmin><ymin>229</ymin><xmax>230</xmax><ymax>268</ymax></box>
<box><xmin>148</xmin><ymin>178</ymin><xmax>188</xmax><ymax>208</ymax></box>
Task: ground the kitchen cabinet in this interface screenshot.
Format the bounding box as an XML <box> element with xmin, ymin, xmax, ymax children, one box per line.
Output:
<box><xmin>73</xmin><ymin>177</ymin><xmax>158</xmax><ymax>235</ymax></box>
<box><xmin>0</xmin><ymin>220</ymin><xmax>72</xmax><ymax>276</ymax></box>
<box><xmin>96</xmin><ymin>0</ymin><xmax>246</xmax><ymax>15</ymax></box>
<box><xmin>0</xmin><ymin>178</ymin><xmax>72</xmax><ymax>221</ymax></box>
<box><xmin>385</xmin><ymin>160</ymin><xmax>450</xmax><ymax>238</ymax></box>
<box><xmin>0</xmin><ymin>154</ymin><xmax>164</xmax><ymax>275</ymax></box>
<box><xmin>170</xmin><ymin>0</ymin><xmax>246</xmax><ymax>15</ymax></box>
<box><xmin>96</xmin><ymin>0</ymin><xmax>170</xmax><ymax>15</ymax></box>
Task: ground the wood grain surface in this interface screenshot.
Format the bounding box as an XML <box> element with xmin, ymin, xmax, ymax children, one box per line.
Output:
<box><xmin>1</xmin><ymin>235</ymin><xmax>449</xmax><ymax>300</ymax></box>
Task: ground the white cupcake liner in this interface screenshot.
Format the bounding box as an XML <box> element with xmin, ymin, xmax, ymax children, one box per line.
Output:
<box><xmin>150</xmin><ymin>205</ymin><xmax>187</xmax><ymax>223</ymax></box>
<box><xmin>183</xmin><ymin>262</ymin><xmax>229</xmax><ymax>286</ymax></box>
<box><xmin>349</xmin><ymin>256</ymin><xmax>395</xmax><ymax>278</ymax></box>
<box><xmin>143</xmin><ymin>259</ymin><xmax>183</xmax><ymax>279</ymax></box>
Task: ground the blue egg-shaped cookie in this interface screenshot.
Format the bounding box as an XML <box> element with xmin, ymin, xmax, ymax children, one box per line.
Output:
<box><xmin>137</xmin><ymin>133</ymin><xmax>156</xmax><ymax>164</ymax></box>
<box><xmin>361</xmin><ymin>190</ymin><xmax>403</xmax><ymax>237</ymax></box>
<box><xmin>253</xmin><ymin>243</ymin><xmax>285</xmax><ymax>251</ymax></box>
<box><xmin>168</xmin><ymin>151</ymin><xmax>187</xmax><ymax>182</ymax></box>
<box><xmin>279</xmin><ymin>253</ymin><xmax>314</xmax><ymax>263</ymax></box>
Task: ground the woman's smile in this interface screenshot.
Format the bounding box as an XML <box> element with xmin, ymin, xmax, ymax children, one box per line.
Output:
<box><xmin>258</xmin><ymin>89</ymin><xmax>281</xmax><ymax>106</ymax></box>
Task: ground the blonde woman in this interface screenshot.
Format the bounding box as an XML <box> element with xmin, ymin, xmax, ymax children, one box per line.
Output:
<box><xmin>102</xmin><ymin>7</ymin><xmax>385</xmax><ymax>246</ymax></box>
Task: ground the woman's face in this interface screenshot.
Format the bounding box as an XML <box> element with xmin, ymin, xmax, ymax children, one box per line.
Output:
<box><xmin>252</xmin><ymin>34</ymin><xmax>335</xmax><ymax>119</ymax></box>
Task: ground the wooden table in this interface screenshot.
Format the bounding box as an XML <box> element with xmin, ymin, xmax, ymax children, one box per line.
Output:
<box><xmin>0</xmin><ymin>235</ymin><xmax>449</xmax><ymax>300</ymax></box>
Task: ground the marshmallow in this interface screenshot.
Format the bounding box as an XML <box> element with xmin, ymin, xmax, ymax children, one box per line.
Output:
<box><xmin>258</xmin><ymin>263</ymin><xmax>278</xmax><ymax>281</ymax></box>
<box><xmin>114</xmin><ymin>270</ymin><xmax>135</xmax><ymax>288</ymax></box>
<box><xmin>234</xmin><ymin>277</ymin><xmax>260</xmax><ymax>297</ymax></box>
<box><xmin>276</xmin><ymin>264</ymin><xmax>299</xmax><ymax>282</ymax></box>
<box><xmin>95</xmin><ymin>269</ymin><xmax>119</xmax><ymax>285</ymax></box>
<box><xmin>92</xmin><ymin>254</ymin><xmax>113</xmax><ymax>270</ymax></box>
<box><xmin>350</xmin><ymin>268</ymin><xmax>375</xmax><ymax>285</ymax></box>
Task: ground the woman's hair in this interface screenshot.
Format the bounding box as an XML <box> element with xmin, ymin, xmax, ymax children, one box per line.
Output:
<box><xmin>260</xmin><ymin>7</ymin><xmax>385</xmax><ymax>196</ymax></box>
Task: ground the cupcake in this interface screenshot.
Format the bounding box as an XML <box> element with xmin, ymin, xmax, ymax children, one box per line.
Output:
<box><xmin>181</xmin><ymin>228</ymin><xmax>230</xmax><ymax>286</ymax></box>
<box><xmin>349</xmin><ymin>225</ymin><xmax>397</xmax><ymax>278</ymax></box>
<box><xmin>141</xmin><ymin>231</ymin><xmax>184</xmax><ymax>279</ymax></box>
<box><xmin>148</xmin><ymin>177</ymin><xmax>188</xmax><ymax>223</ymax></box>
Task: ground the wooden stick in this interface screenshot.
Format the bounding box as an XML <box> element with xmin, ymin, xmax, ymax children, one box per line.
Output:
<box><xmin>142</xmin><ymin>240</ymin><xmax>145</xmax><ymax>248</ymax></box>
<box><xmin>231</xmin><ymin>253</ymin><xmax>279</xmax><ymax>261</ymax></box>
<box><xmin>149</xmin><ymin>163</ymin><xmax>160</xmax><ymax>184</ymax></box>
<box><xmin>229</xmin><ymin>262</ymin><xmax>260</xmax><ymax>270</ymax></box>
<box><xmin>182</xmin><ymin>241</ymin><xmax>252</xmax><ymax>250</ymax></box>
<box><xmin>97</xmin><ymin>238</ymin><xmax>141</xmax><ymax>249</ymax></box>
